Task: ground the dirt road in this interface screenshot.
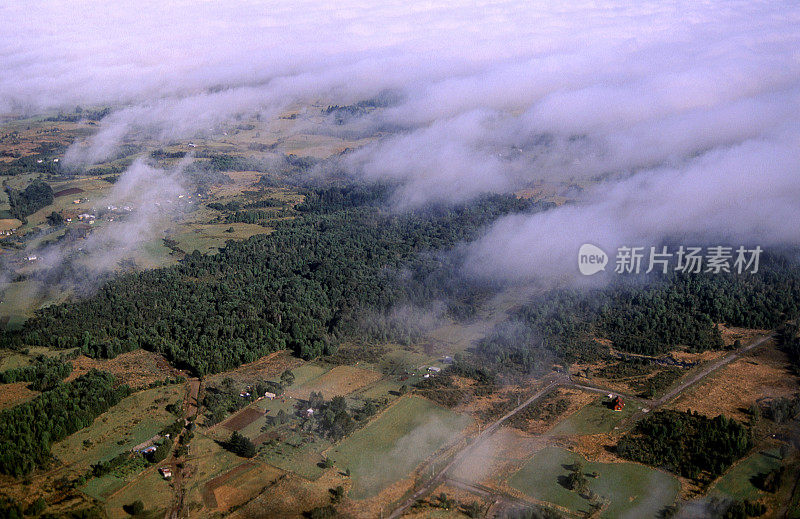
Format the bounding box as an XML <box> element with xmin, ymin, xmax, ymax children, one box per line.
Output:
<box><xmin>388</xmin><ymin>334</ymin><xmax>773</xmax><ymax>517</ymax></box>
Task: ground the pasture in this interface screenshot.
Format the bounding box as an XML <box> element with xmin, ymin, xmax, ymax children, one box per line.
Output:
<box><xmin>286</xmin><ymin>365</ymin><xmax>383</xmax><ymax>400</ymax></box>
<box><xmin>509</xmin><ymin>446</ymin><xmax>679</xmax><ymax>518</ymax></box>
<box><xmin>327</xmin><ymin>395</ymin><xmax>471</xmax><ymax>499</ymax></box>
<box><xmin>710</xmin><ymin>448</ymin><xmax>783</xmax><ymax>501</ymax></box>
<box><xmin>550</xmin><ymin>396</ymin><xmax>642</xmax><ymax>436</ymax></box>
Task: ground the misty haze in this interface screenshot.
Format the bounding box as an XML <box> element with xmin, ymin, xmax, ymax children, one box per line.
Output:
<box><xmin>1</xmin><ymin>1</ymin><xmax>799</xmax><ymax>518</ymax></box>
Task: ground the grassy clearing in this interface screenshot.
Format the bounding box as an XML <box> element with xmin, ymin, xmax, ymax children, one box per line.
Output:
<box><xmin>51</xmin><ymin>385</ymin><xmax>183</xmax><ymax>470</ymax></box>
<box><xmin>286</xmin><ymin>365</ymin><xmax>383</xmax><ymax>400</ymax></box>
<box><xmin>281</xmin><ymin>364</ymin><xmax>328</xmax><ymax>388</ymax></box>
<box><xmin>258</xmin><ymin>431</ymin><xmax>332</xmax><ymax>480</ymax></box>
<box><xmin>327</xmin><ymin>395</ymin><xmax>471</xmax><ymax>499</ymax></box>
<box><xmin>710</xmin><ymin>448</ymin><xmax>783</xmax><ymax>501</ymax></box>
<box><xmin>509</xmin><ymin>446</ymin><xmax>679</xmax><ymax>518</ymax></box>
<box><xmin>171</xmin><ymin>222</ymin><xmax>272</xmax><ymax>255</ymax></box>
<box><xmin>550</xmin><ymin>396</ymin><xmax>642</xmax><ymax>436</ymax></box>
<box><xmin>103</xmin><ymin>466</ymin><xmax>173</xmax><ymax>518</ymax></box>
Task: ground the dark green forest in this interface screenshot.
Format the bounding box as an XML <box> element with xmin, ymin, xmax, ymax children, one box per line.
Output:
<box><xmin>479</xmin><ymin>259</ymin><xmax>800</xmax><ymax>372</ymax></box>
<box><xmin>616</xmin><ymin>409</ymin><xmax>751</xmax><ymax>480</ymax></box>
<box><xmin>0</xmin><ymin>370</ymin><xmax>130</xmax><ymax>477</ymax></box>
<box><xmin>4</xmin><ymin>188</ymin><xmax>542</xmax><ymax>375</ymax></box>
<box><xmin>5</xmin><ymin>179</ymin><xmax>54</xmax><ymax>221</ymax></box>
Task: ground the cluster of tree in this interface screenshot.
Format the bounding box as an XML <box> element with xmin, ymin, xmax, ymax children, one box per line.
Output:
<box><xmin>5</xmin><ymin>179</ymin><xmax>54</xmax><ymax>221</ymax></box>
<box><xmin>5</xmin><ymin>189</ymin><xmax>539</xmax><ymax>375</ymax></box>
<box><xmin>295</xmin><ymin>184</ymin><xmax>390</xmax><ymax>213</ymax></box>
<box><xmin>191</xmin><ymin>152</ymin><xmax>271</xmax><ymax>173</ymax></box>
<box><xmin>0</xmin><ymin>354</ymin><xmax>73</xmax><ymax>391</ymax></box>
<box><xmin>314</xmin><ymin>395</ymin><xmax>356</xmax><ymax>441</ymax></box>
<box><xmin>224</xmin><ymin>431</ymin><xmax>256</xmax><ymax>458</ymax></box>
<box><xmin>506</xmin><ymin>392</ymin><xmax>570</xmax><ymax>430</ymax></box>
<box><xmin>149</xmin><ymin>148</ymin><xmax>187</xmax><ymax>159</ymax></box>
<box><xmin>415</xmin><ymin>359</ymin><xmax>498</xmax><ymax>408</ymax></box>
<box><xmin>46</xmin><ymin>211</ymin><xmax>64</xmax><ymax>226</ymax></box>
<box><xmin>0</xmin><ymin>155</ymin><xmax>62</xmax><ymax>176</ymax></box>
<box><xmin>0</xmin><ymin>370</ymin><xmax>130</xmax><ymax>477</ymax></box>
<box><xmin>207</xmin><ymin>201</ymin><xmax>243</xmax><ymax>211</ymax></box>
<box><xmin>627</xmin><ymin>368</ymin><xmax>684</xmax><ymax>399</ymax></box>
<box><xmin>225</xmin><ymin>209</ymin><xmax>274</xmax><ymax>225</ymax></box>
<box><xmin>0</xmin><ymin>496</ymin><xmax>48</xmax><ymax>518</ymax></box>
<box><xmin>721</xmin><ymin>499</ymin><xmax>767</xmax><ymax>519</ymax></box>
<box><xmin>616</xmin><ymin>410</ymin><xmax>752</xmax><ymax>480</ymax></box>
<box><xmin>210</xmin><ymin>198</ymin><xmax>283</xmax><ymax>212</ymax></box>
<box><xmin>203</xmin><ymin>378</ymin><xmax>281</xmax><ymax>425</ymax></box>
<box><xmin>779</xmin><ymin>322</ymin><xmax>800</xmax><ymax>370</ymax></box>
<box><xmin>243</xmin><ymin>198</ymin><xmax>283</xmax><ymax>209</ymax></box>
<box><xmin>754</xmin><ymin>465</ymin><xmax>785</xmax><ymax>493</ymax></box>
<box><xmin>760</xmin><ymin>395</ymin><xmax>800</xmax><ymax>424</ymax></box>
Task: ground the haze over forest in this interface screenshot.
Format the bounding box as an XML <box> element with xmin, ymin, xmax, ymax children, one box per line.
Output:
<box><xmin>3</xmin><ymin>0</ymin><xmax>799</xmax><ymax>284</ymax></box>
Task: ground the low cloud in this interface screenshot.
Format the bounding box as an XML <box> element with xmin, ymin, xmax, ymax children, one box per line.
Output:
<box><xmin>1</xmin><ymin>0</ymin><xmax>799</xmax><ymax>284</ymax></box>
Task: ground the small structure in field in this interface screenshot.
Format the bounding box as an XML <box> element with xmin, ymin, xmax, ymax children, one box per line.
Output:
<box><xmin>159</xmin><ymin>467</ymin><xmax>172</xmax><ymax>479</ymax></box>
<box><xmin>264</xmin><ymin>392</ymin><xmax>276</xmax><ymax>400</ymax></box>
<box><xmin>610</xmin><ymin>396</ymin><xmax>625</xmax><ymax>411</ymax></box>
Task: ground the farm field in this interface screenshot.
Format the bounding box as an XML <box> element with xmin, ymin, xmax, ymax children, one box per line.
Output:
<box><xmin>327</xmin><ymin>395</ymin><xmax>471</xmax><ymax>499</ymax></box>
<box><xmin>286</xmin><ymin>365</ymin><xmax>383</xmax><ymax>400</ymax></box>
<box><xmin>259</xmin><ymin>432</ymin><xmax>332</xmax><ymax>480</ymax></box>
<box><xmin>51</xmin><ymin>384</ymin><xmax>184</xmax><ymax>471</ymax></box>
<box><xmin>550</xmin><ymin>396</ymin><xmax>643</xmax><ymax>436</ymax></box>
<box><xmin>710</xmin><ymin>448</ymin><xmax>783</xmax><ymax>501</ymax></box>
<box><xmin>509</xmin><ymin>446</ymin><xmax>680</xmax><ymax>518</ymax></box>
<box><xmin>103</xmin><ymin>466</ymin><xmax>173</xmax><ymax>519</ymax></box>
<box><xmin>201</xmin><ymin>460</ymin><xmax>284</xmax><ymax>512</ymax></box>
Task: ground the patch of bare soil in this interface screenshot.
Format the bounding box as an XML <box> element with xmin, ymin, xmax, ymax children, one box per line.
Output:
<box><xmin>0</xmin><ymin>381</ymin><xmax>38</xmax><ymax>410</ymax></box>
<box><xmin>205</xmin><ymin>350</ymin><xmax>302</xmax><ymax>387</ymax></box>
<box><xmin>220</xmin><ymin>407</ymin><xmax>264</xmax><ymax>432</ymax></box>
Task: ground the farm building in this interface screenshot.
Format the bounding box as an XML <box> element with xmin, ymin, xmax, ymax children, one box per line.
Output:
<box><xmin>159</xmin><ymin>467</ymin><xmax>172</xmax><ymax>479</ymax></box>
<box><xmin>610</xmin><ymin>396</ymin><xmax>625</xmax><ymax>411</ymax></box>
<box><xmin>264</xmin><ymin>391</ymin><xmax>276</xmax><ymax>400</ymax></box>
<box><xmin>428</xmin><ymin>366</ymin><xmax>441</xmax><ymax>373</ymax></box>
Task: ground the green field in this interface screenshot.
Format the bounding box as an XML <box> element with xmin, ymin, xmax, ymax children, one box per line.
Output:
<box><xmin>551</xmin><ymin>396</ymin><xmax>642</xmax><ymax>436</ymax></box>
<box><xmin>51</xmin><ymin>385</ymin><xmax>184</xmax><ymax>470</ymax></box>
<box><xmin>710</xmin><ymin>448</ymin><xmax>783</xmax><ymax>501</ymax></box>
<box><xmin>327</xmin><ymin>395</ymin><xmax>471</xmax><ymax>499</ymax></box>
<box><xmin>259</xmin><ymin>432</ymin><xmax>332</xmax><ymax>480</ymax></box>
<box><xmin>509</xmin><ymin>446</ymin><xmax>679</xmax><ymax>518</ymax></box>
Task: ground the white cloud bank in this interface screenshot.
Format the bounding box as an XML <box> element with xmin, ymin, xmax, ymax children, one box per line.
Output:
<box><xmin>2</xmin><ymin>0</ymin><xmax>799</xmax><ymax>282</ymax></box>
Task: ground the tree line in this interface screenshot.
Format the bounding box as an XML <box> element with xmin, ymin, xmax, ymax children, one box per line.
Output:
<box><xmin>0</xmin><ymin>369</ymin><xmax>130</xmax><ymax>477</ymax></box>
